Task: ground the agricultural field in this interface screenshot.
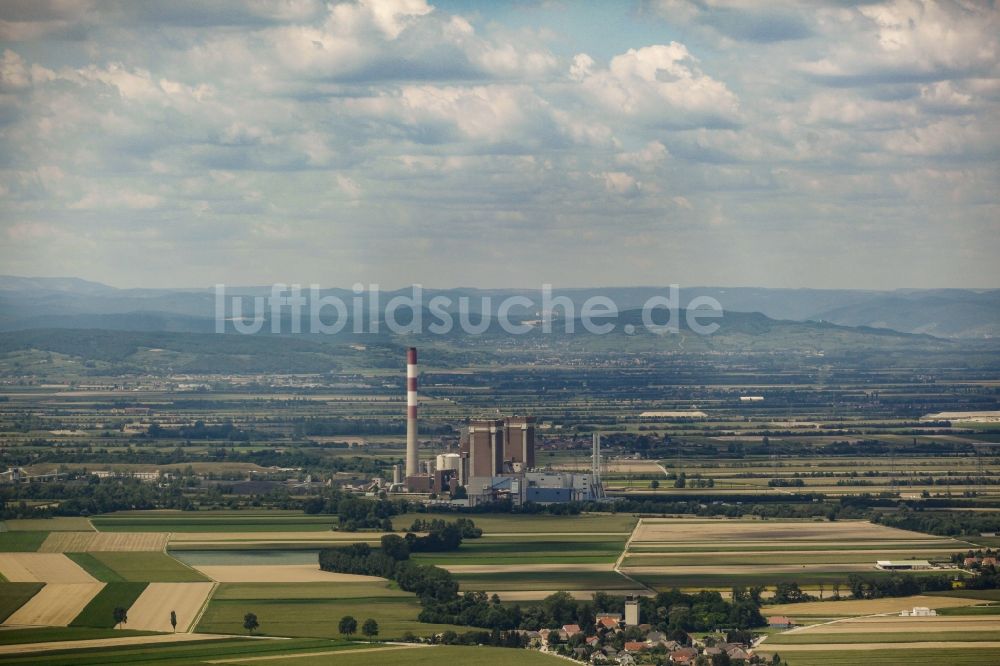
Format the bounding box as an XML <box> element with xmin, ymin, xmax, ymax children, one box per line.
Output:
<box><xmin>195</xmin><ymin>582</ymin><xmax>469</xmax><ymax>639</ymax></box>
<box><xmin>125</xmin><ymin>582</ymin><xmax>215</xmax><ymax>632</ymax></box>
<box><xmin>3</xmin><ymin>583</ymin><xmax>105</xmax><ymax>626</ymax></box>
<box><xmin>92</xmin><ymin>512</ymin><xmax>336</xmax><ymax>533</ymax></box>
<box><xmin>66</xmin><ymin>552</ymin><xmax>209</xmax><ymax>582</ymax></box>
<box><xmin>620</xmin><ymin>518</ymin><xmax>970</xmax><ymax>595</ymax></box>
<box><xmin>38</xmin><ymin>532</ymin><xmax>167</xmax><ymax>552</ymax></box>
<box><xmin>69</xmin><ymin>582</ymin><xmax>148</xmax><ymax>628</ymax></box>
<box><xmin>0</xmin><ymin>554</ymin><xmax>99</xmax><ymax>583</ymax></box>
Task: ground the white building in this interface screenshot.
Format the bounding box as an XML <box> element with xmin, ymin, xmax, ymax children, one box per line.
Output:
<box><xmin>900</xmin><ymin>607</ymin><xmax>936</xmax><ymax>617</ymax></box>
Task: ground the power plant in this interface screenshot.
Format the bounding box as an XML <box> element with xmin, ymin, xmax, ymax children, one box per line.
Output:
<box><xmin>400</xmin><ymin>347</ymin><xmax>604</xmax><ymax>505</ymax></box>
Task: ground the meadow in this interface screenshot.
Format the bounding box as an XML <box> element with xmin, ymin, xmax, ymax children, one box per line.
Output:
<box><xmin>66</xmin><ymin>552</ymin><xmax>209</xmax><ymax>582</ymax></box>
<box><xmin>196</xmin><ymin>589</ymin><xmax>469</xmax><ymax>639</ymax></box>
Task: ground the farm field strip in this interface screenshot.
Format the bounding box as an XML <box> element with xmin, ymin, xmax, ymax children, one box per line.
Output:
<box><xmin>0</xmin><ymin>554</ymin><xmax>98</xmax><ymax>583</ymax></box>
<box><xmin>168</xmin><ymin>532</ymin><xmax>357</xmax><ymax>543</ymax></box>
<box><xmin>623</xmin><ymin>550</ymin><xmax>955</xmax><ymax>566</ymax></box>
<box><xmin>757</xmin><ymin>642</ymin><xmax>1000</xmax><ymax>652</ymax></box>
<box><xmin>194</xmin><ymin>564</ymin><xmax>387</xmax><ymax>583</ymax></box>
<box><xmin>3</xmin><ymin>583</ymin><xmax>105</xmax><ymax>626</ymax></box>
<box><xmin>0</xmin><ymin>632</ymin><xmax>226</xmax><ymax>656</ymax></box>
<box><xmin>1</xmin><ymin>518</ymin><xmax>94</xmax><ymax>532</ymax></box>
<box><xmin>123</xmin><ymin>582</ymin><xmax>216</xmax><ymax>632</ymax></box>
<box><xmin>792</xmin><ymin>617</ymin><xmax>1000</xmax><ymax>633</ymax></box>
<box><xmin>211</xmin><ymin>582</ymin><xmax>410</xmax><ymax>600</ymax></box>
<box><xmin>631</xmin><ymin>519</ymin><xmax>956</xmax><ymax>543</ymax></box>
<box><xmin>75</xmin><ymin>551</ymin><xmax>211</xmax><ymax>582</ymax></box>
<box><xmin>38</xmin><ymin>532</ymin><xmax>168</xmax><ymax>553</ymax></box>
<box><xmin>764</xmin><ymin>595</ymin><xmax>986</xmax><ymax>617</ymax></box>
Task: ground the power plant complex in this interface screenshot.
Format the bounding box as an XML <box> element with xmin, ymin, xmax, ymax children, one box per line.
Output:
<box><xmin>396</xmin><ymin>347</ymin><xmax>605</xmax><ymax>505</ymax></box>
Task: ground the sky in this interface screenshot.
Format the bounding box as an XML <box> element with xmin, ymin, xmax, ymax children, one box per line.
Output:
<box><xmin>0</xmin><ymin>0</ymin><xmax>998</xmax><ymax>290</ymax></box>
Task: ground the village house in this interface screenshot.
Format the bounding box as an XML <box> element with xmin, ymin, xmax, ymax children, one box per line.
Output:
<box><xmin>767</xmin><ymin>615</ymin><xmax>796</xmax><ymax>629</ymax></box>
<box><xmin>668</xmin><ymin>646</ymin><xmax>699</xmax><ymax>664</ymax></box>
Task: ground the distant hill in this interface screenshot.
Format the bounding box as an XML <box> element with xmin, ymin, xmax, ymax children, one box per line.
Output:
<box><xmin>809</xmin><ymin>290</ymin><xmax>1000</xmax><ymax>339</ymax></box>
<box><xmin>0</xmin><ymin>276</ymin><xmax>996</xmax><ymax>339</ymax></box>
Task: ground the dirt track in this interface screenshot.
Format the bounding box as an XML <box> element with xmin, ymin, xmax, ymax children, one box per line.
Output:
<box><xmin>3</xmin><ymin>583</ymin><xmax>105</xmax><ymax>626</ymax></box>
<box><xmin>194</xmin><ymin>564</ymin><xmax>385</xmax><ymax>583</ymax></box>
<box><xmin>0</xmin><ymin>553</ymin><xmax>98</xmax><ymax>583</ymax></box>
<box><xmin>123</xmin><ymin>582</ymin><xmax>216</xmax><ymax>632</ymax></box>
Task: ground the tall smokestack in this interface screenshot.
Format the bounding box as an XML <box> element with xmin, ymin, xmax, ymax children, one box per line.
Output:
<box><xmin>406</xmin><ymin>347</ymin><xmax>419</xmax><ymax>477</ymax></box>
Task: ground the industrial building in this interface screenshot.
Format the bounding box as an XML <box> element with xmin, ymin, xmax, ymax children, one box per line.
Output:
<box><xmin>400</xmin><ymin>347</ymin><xmax>604</xmax><ymax>504</ymax></box>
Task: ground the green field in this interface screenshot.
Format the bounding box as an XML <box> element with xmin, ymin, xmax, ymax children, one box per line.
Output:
<box><xmin>197</xmin><ymin>597</ymin><xmax>469</xmax><ymax>639</ymax></box>
<box><xmin>0</xmin><ymin>532</ymin><xmax>47</xmax><ymax>552</ymax></box>
<box><xmin>0</xmin><ymin>637</ymin><xmax>358</xmax><ymax>665</ymax></box>
<box><xmin>65</xmin><ymin>552</ymin><xmax>209</xmax><ymax>582</ymax></box>
<box><xmin>251</xmin><ymin>645</ymin><xmax>566</xmax><ymax>666</ymax></box>
<box><xmin>938</xmin><ymin>604</ymin><xmax>1000</xmax><ymax>616</ymax></box>
<box><xmin>413</xmin><ymin>536</ymin><xmax>625</xmax><ymax>565</ymax></box>
<box><xmin>65</xmin><ymin>553</ymin><xmax>128</xmax><ymax>582</ymax></box>
<box><xmin>0</xmin><ymin>583</ymin><xmax>43</xmax><ymax>622</ymax></box>
<box><xmin>211</xmin><ymin>582</ymin><xmax>410</xmax><ymax>600</ymax></box>
<box><xmin>762</xmin><ymin>648</ymin><xmax>1000</xmax><ymax>666</ymax></box>
<box><xmin>91</xmin><ymin>512</ymin><xmax>335</xmax><ymax>533</ymax></box>
<box><xmin>1</xmin><ymin>518</ymin><xmax>93</xmax><ymax>532</ymax></box>
<box><xmin>0</xmin><ymin>627</ymin><xmax>155</xmax><ymax>646</ymax></box>
<box><xmin>928</xmin><ymin>589</ymin><xmax>1000</xmax><ymax>601</ymax></box>
<box><xmin>69</xmin><ymin>582</ymin><xmax>148</xmax><ymax>628</ymax></box>
<box><xmin>453</xmin><ymin>570</ymin><xmax>636</xmax><ymax>591</ymax></box>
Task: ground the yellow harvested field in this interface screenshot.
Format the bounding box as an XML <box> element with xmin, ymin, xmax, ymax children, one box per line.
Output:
<box><xmin>38</xmin><ymin>531</ymin><xmax>168</xmax><ymax>552</ymax></box>
<box><xmin>0</xmin><ymin>633</ymin><xmax>224</xmax><ymax>656</ymax></box>
<box><xmin>194</xmin><ymin>564</ymin><xmax>387</xmax><ymax>583</ymax></box>
<box><xmin>441</xmin><ymin>563</ymin><xmax>616</xmax><ymax>574</ymax></box>
<box><xmin>0</xmin><ymin>553</ymin><xmax>98</xmax><ymax>583</ymax></box>
<box><xmin>631</xmin><ymin>519</ymin><xmax>952</xmax><ymax>544</ymax></box>
<box><xmin>765</xmin><ymin>595</ymin><xmax>985</xmax><ymax>617</ymax></box>
<box><xmin>3</xmin><ymin>583</ymin><xmax>105</xmax><ymax>626</ymax></box>
<box><xmin>124</xmin><ymin>582</ymin><xmax>216</xmax><ymax>632</ymax></box>
<box><xmin>168</xmin><ymin>532</ymin><xmax>368</xmax><ymax>543</ymax></box>
<box><xmin>796</xmin><ymin>617</ymin><xmax>1000</xmax><ymax>634</ymax></box>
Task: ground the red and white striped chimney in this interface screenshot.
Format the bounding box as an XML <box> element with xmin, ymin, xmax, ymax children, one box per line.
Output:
<box><xmin>406</xmin><ymin>347</ymin><xmax>418</xmax><ymax>477</ymax></box>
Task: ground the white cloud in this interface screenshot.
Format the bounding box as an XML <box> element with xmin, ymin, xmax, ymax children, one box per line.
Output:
<box><xmin>573</xmin><ymin>44</ymin><xmax>740</xmax><ymax>127</ymax></box>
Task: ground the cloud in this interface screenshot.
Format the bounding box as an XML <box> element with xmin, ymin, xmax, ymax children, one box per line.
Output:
<box><xmin>0</xmin><ymin>1</ymin><xmax>996</xmax><ymax>289</ymax></box>
<box><xmin>572</xmin><ymin>44</ymin><xmax>741</xmax><ymax>128</ymax></box>
<box><xmin>802</xmin><ymin>0</ymin><xmax>1000</xmax><ymax>85</ymax></box>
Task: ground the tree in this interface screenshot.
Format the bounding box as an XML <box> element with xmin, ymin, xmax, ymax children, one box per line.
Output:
<box><xmin>650</xmin><ymin>479</ymin><xmax>660</xmax><ymax>490</ymax></box>
<box><xmin>339</xmin><ymin>615</ymin><xmax>358</xmax><ymax>637</ymax></box>
<box><xmin>113</xmin><ymin>606</ymin><xmax>127</xmax><ymax>629</ymax></box>
<box><xmin>170</xmin><ymin>610</ymin><xmax>177</xmax><ymax>633</ymax></box>
<box><xmin>243</xmin><ymin>612</ymin><xmax>259</xmax><ymax>634</ymax></box>
<box><xmin>362</xmin><ymin>618</ymin><xmax>379</xmax><ymax>639</ymax></box>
